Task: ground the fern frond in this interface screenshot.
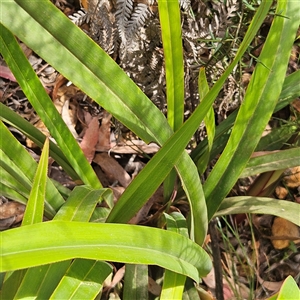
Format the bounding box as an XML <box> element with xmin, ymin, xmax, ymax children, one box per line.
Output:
<box><xmin>116</xmin><ymin>0</ymin><xmax>134</xmax><ymax>42</ymax></box>
<box><xmin>126</xmin><ymin>3</ymin><xmax>152</xmax><ymax>41</ymax></box>
<box><xmin>179</xmin><ymin>0</ymin><xmax>190</xmax><ymax>11</ymax></box>
<box><xmin>69</xmin><ymin>9</ymin><xmax>88</xmax><ymax>26</ymax></box>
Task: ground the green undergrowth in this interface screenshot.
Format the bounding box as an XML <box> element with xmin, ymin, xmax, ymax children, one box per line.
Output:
<box><xmin>0</xmin><ymin>0</ymin><xmax>299</xmax><ymax>298</ymax></box>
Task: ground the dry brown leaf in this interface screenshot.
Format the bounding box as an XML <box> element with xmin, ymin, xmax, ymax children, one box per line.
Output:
<box><xmin>103</xmin><ymin>266</ymin><xmax>125</xmax><ymax>292</ymax></box>
<box><xmin>0</xmin><ymin>201</ymin><xmax>26</xmax><ymax>230</ymax></box>
<box><xmin>148</xmin><ymin>276</ymin><xmax>161</xmax><ymax>296</ymax></box>
<box><xmin>271</xmin><ymin>217</ymin><xmax>300</xmax><ymax>249</ymax></box>
<box><xmin>80</xmin><ymin>116</ymin><xmax>99</xmax><ymax>163</ymax></box>
<box><xmin>61</xmin><ymin>98</ymin><xmax>78</xmax><ymax>139</ymax></box>
<box><xmin>110</xmin><ymin>186</ymin><xmax>125</xmax><ymax>204</ymax></box>
<box><xmin>93</xmin><ymin>153</ymin><xmax>131</xmax><ymax>187</ymax></box>
<box><xmin>292</xmin><ymin>99</ymin><xmax>300</xmax><ymax>112</ymax></box>
<box><xmin>283</xmin><ymin>166</ymin><xmax>300</xmax><ymax>188</ymax></box>
<box><xmin>256</xmin><ymin>272</ymin><xmax>285</xmax><ymax>293</ymax></box>
<box><xmin>202</xmin><ymin>267</ymin><xmax>236</xmax><ymax>300</ymax></box>
<box><xmin>106</xmin><ymin>140</ymin><xmax>160</xmax><ymax>154</ymax></box>
<box><xmin>275</xmin><ymin>186</ymin><xmax>288</xmax><ymax>199</ymax></box>
<box><xmin>97</xmin><ymin>111</ymin><xmax>111</xmax><ymax>151</ymax></box>
<box><xmin>128</xmin><ymin>186</ymin><xmax>163</xmax><ymax>224</ymax></box>
<box><xmin>0</xmin><ymin>65</ymin><xmax>17</xmax><ymax>82</ymax></box>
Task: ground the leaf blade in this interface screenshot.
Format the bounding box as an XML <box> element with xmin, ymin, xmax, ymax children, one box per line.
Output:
<box><xmin>1</xmin><ymin>221</ymin><xmax>212</xmax><ymax>281</ymax></box>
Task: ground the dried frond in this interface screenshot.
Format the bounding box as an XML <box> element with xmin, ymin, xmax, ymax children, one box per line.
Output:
<box><xmin>149</xmin><ymin>51</ymin><xmax>160</xmax><ymax>71</ymax></box>
<box><xmin>126</xmin><ymin>3</ymin><xmax>152</xmax><ymax>41</ymax></box>
<box><xmin>115</xmin><ymin>0</ymin><xmax>134</xmax><ymax>42</ymax></box>
<box><xmin>69</xmin><ymin>9</ymin><xmax>88</xmax><ymax>26</ymax></box>
<box><xmin>179</xmin><ymin>0</ymin><xmax>190</xmax><ymax>11</ymax></box>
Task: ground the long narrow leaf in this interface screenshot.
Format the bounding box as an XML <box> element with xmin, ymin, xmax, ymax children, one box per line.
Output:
<box><xmin>198</xmin><ymin>67</ymin><xmax>215</xmax><ymax>174</ymax></box>
<box><xmin>3</xmin><ymin>138</ymin><xmax>49</xmax><ymax>298</ymax></box>
<box><xmin>22</xmin><ymin>138</ymin><xmax>49</xmax><ymax>225</ymax></box>
<box><xmin>123</xmin><ymin>264</ymin><xmax>148</xmax><ymax>300</ymax></box>
<box><xmin>241</xmin><ymin>148</ymin><xmax>300</xmax><ymax>177</ymax></box>
<box><xmin>0</xmin><ymin>121</ymin><xmax>64</xmax><ymax>216</ymax></box>
<box><xmin>1</xmin><ymin>221</ymin><xmax>212</xmax><ymax>282</ymax></box>
<box><xmin>0</xmin><ymin>23</ymin><xmax>100</xmax><ymax>188</ymax></box>
<box><xmin>12</xmin><ymin>186</ymin><xmax>111</xmax><ymax>299</ymax></box>
<box><xmin>50</xmin><ymin>260</ymin><xmax>112</xmax><ymax>300</ymax></box>
<box><xmin>215</xmin><ymin>197</ymin><xmax>300</xmax><ymax>226</ymax></box>
<box><xmin>161</xmin><ymin>213</ymin><xmax>189</xmax><ymax>300</ymax></box>
<box><xmin>0</xmin><ymin>103</ymin><xmax>79</xmax><ymax>180</ymax></box>
<box><xmin>204</xmin><ymin>0</ymin><xmax>300</xmax><ymax>219</ymax></box>
<box><xmin>158</xmin><ymin>0</ymin><xmax>184</xmax><ymax>131</ymax></box>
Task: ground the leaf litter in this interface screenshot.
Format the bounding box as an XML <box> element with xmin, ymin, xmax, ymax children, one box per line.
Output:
<box><xmin>0</xmin><ymin>0</ymin><xmax>299</xmax><ymax>299</ymax></box>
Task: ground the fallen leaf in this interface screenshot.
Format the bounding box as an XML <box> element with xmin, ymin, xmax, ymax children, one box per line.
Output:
<box><xmin>0</xmin><ymin>201</ymin><xmax>26</xmax><ymax>230</ymax></box>
<box><xmin>61</xmin><ymin>98</ymin><xmax>78</xmax><ymax>139</ymax></box>
<box><xmin>104</xmin><ymin>140</ymin><xmax>160</xmax><ymax>154</ymax></box>
<box><xmin>80</xmin><ymin>116</ymin><xmax>99</xmax><ymax>163</ymax></box>
<box><xmin>283</xmin><ymin>166</ymin><xmax>300</xmax><ymax>189</ymax></box>
<box><xmin>97</xmin><ymin>111</ymin><xmax>111</xmax><ymax>151</ymax></box>
<box><xmin>275</xmin><ymin>186</ymin><xmax>288</xmax><ymax>199</ymax></box>
<box><xmin>271</xmin><ymin>217</ymin><xmax>300</xmax><ymax>249</ymax></box>
<box><xmin>93</xmin><ymin>153</ymin><xmax>131</xmax><ymax>187</ymax></box>
<box><xmin>0</xmin><ymin>65</ymin><xmax>17</xmax><ymax>81</ymax></box>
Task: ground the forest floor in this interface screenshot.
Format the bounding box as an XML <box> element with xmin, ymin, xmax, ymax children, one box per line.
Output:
<box><xmin>1</xmin><ymin>0</ymin><xmax>300</xmax><ymax>299</ymax></box>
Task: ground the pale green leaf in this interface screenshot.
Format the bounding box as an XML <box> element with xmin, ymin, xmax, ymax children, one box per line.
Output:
<box><xmin>0</xmin><ymin>221</ymin><xmax>212</xmax><ymax>282</ymax></box>
<box><xmin>158</xmin><ymin>0</ymin><xmax>184</xmax><ymax>131</ymax></box>
<box><xmin>50</xmin><ymin>260</ymin><xmax>112</xmax><ymax>300</ymax></box>
<box><xmin>0</xmin><ymin>22</ymin><xmax>101</xmax><ymax>188</ymax></box>
<box><xmin>22</xmin><ymin>138</ymin><xmax>49</xmax><ymax>225</ymax></box>
<box><xmin>241</xmin><ymin>148</ymin><xmax>300</xmax><ymax>177</ymax></box>
<box><xmin>204</xmin><ymin>0</ymin><xmax>300</xmax><ymax>220</ymax></box>
<box><xmin>215</xmin><ymin>197</ymin><xmax>300</xmax><ymax>226</ymax></box>
<box><xmin>0</xmin><ymin>120</ymin><xmax>64</xmax><ymax>217</ymax></box>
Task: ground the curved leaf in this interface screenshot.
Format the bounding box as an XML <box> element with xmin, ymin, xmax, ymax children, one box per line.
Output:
<box><xmin>241</xmin><ymin>148</ymin><xmax>300</xmax><ymax>177</ymax></box>
<box><xmin>0</xmin><ymin>23</ymin><xmax>101</xmax><ymax>189</ymax></box>
<box><xmin>0</xmin><ymin>102</ymin><xmax>79</xmax><ymax>180</ymax></box>
<box><xmin>0</xmin><ymin>120</ymin><xmax>64</xmax><ymax>217</ymax></box>
<box><xmin>204</xmin><ymin>0</ymin><xmax>300</xmax><ymax>220</ymax></box>
<box><xmin>50</xmin><ymin>260</ymin><xmax>112</xmax><ymax>300</ymax></box>
<box><xmin>0</xmin><ymin>221</ymin><xmax>212</xmax><ymax>281</ymax></box>
<box><xmin>215</xmin><ymin>197</ymin><xmax>300</xmax><ymax>226</ymax></box>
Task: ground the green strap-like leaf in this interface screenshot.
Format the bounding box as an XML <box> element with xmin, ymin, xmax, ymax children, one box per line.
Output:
<box><xmin>22</xmin><ymin>138</ymin><xmax>49</xmax><ymax>225</ymax></box>
<box><xmin>198</xmin><ymin>67</ymin><xmax>215</xmax><ymax>174</ymax></box>
<box><xmin>123</xmin><ymin>264</ymin><xmax>149</xmax><ymax>300</ymax></box>
<box><xmin>0</xmin><ymin>221</ymin><xmax>212</xmax><ymax>282</ymax></box>
<box><xmin>158</xmin><ymin>0</ymin><xmax>184</xmax><ymax>131</ymax></box>
<box><xmin>11</xmin><ymin>186</ymin><xmax>112</xmax><ymax>299</ymax></box>
<box><xmin>0</xmin><ymin>22</ymin><xmax>101</xmax><ymax>189</ymax></box>
<box><xmin>215</xmin><ymin>197</ymin><xmax>300</xmax><ymax>226</ymax></box>
<box><xmin>0</xmin><ymin>121</ymin><xmax>64</xmax><ymax>216</ymax></box>
<box><xmin>0</xmin><ymin>102</ymin><xmax>79</xmax><ymax>180</ymax></box>
<box><xmin>54</xmin><ymin>186</ymin><xmax>111</xmax><ymax>221</ymax></box>
<box><xmin>161</xmin><ymin>213</ymin><xmax>189</xmax><ymax>300</ymax></box>
<box><xmin>204</xmin><ymin>0</ymin><xmax>300</xmax><ymax>220</ymax></box>
<box><xmin>241</xmin><ymin>148</ymin><xmax>300</xmax><ymax>177</ymax></box>
<box><xmin>50</xmin><ymin>260</ymin><xmax>112</xmax><ymax>300</ymax></box>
